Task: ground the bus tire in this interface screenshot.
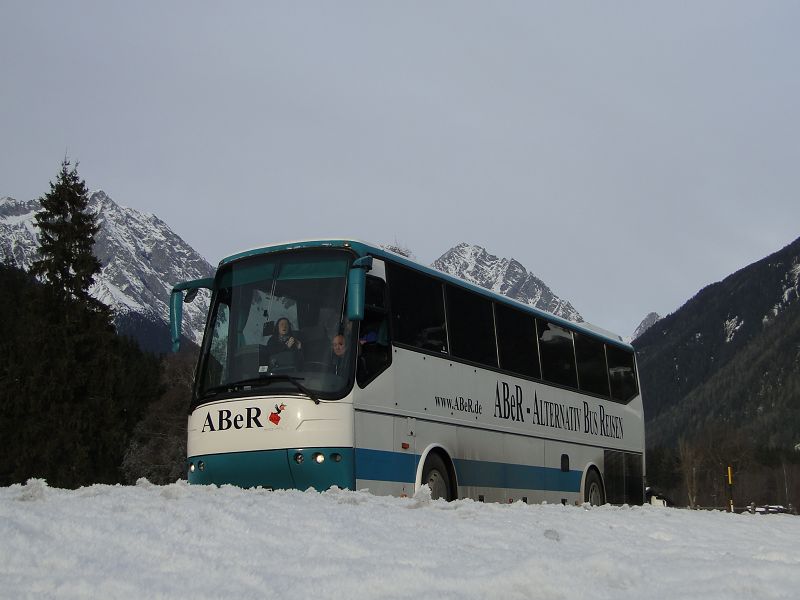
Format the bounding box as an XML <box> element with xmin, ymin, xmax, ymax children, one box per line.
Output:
<box><xmin>584</xmin><ymin>469</ymin><xmax>605</xmax><ymax>506</ymax></box>
<box><xmin>422</xmin><ymin>453</ymin><xmax>452</xmax><ymax>501</ymax></box>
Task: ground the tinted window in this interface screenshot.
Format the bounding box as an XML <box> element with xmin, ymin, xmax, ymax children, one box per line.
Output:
<box><xmin>387</xmin><ymin>263</ymin><xmax>447</xmax><ymax>353</ymax></box>
<box><xmin>357</xmin><ymin>276</ymin><xmax>392</xmax><ymax>387</ymax></box>
<box><xmin>364</xmin><ymin>275</ymin><xmax>387</xmax><ymax>310</ymax></box>
<box><xmin>607</xmin><ymin>345</ymin><xmax>638</xmax><ymax>402</ymax></box>
<box><xmin>537</xmin><ymin>319</ymin><xmax>577</xmax><ymax>388</ymax></box>
<box><xmin>445</xmin><ymin>285</ymin><xmax>497</xmax><ymax>367</ymax></box>
<box><xmin>574</xmin><ymin>332</ymin><xmax>610</xmax><ymax>397</ymax></box>
<box><xmin>495</xmin><ymin>303</ymin><xmax>540</xmax><ymax>378</ymax></box>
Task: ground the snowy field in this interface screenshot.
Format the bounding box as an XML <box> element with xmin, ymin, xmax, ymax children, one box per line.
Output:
<box><xmin>2</xmin><ymin>480</ymin><xmax>799</xmax><ymax>600</ymax></box>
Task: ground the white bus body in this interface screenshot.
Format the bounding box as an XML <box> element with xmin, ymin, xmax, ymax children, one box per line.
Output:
<box><xmin>176</xmin><ymin>241</ymin><xmax>645</xmax><ymax>505</ymax></box>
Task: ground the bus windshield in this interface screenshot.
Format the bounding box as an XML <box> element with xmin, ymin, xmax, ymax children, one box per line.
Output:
<box><xmin>195</xmin><ymin>249</ymin><xmax>357</xmax><ymax>404</ymax></box>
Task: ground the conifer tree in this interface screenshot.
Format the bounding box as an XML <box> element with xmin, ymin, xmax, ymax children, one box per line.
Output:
<box><xmin>31</xmin><ymin>159</ymin><xmax>103</xmax><ymax>310</ymax></box>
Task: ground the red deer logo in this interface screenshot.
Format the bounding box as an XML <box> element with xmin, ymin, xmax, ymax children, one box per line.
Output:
<box><xmin>269</xmin><ymin>403</ymin><xmax>287</xmax><ymax>426</ymax></box>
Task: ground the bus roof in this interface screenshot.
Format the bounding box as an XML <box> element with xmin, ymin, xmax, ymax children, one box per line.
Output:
<box><xmin>218</xmin><ymin>238</ymin><xmax>632</xmax><ymax>350</ymax></box>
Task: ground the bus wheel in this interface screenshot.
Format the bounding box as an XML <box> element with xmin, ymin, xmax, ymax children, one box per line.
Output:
<box><xmin>422</xmin><ymin>453</ymin><xmax>451</xmax><ymax>501</ymax></box>
<box><xmin>584</xmin><ymin>469</ymin><xmax>605</xmax><ymax>506</ymax></box>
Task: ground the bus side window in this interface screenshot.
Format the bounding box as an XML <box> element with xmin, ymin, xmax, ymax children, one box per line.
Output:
<box><xmin>364</xmin><ymin>275</ymin><xmax>387</xmax><ymax>310</ymax></box>
<box><xmin>495</xmin><ymin>303</ymin><xmax>540</xmax><ymax>379</ymax></box>
<box><xmin>445</xmin><ymin>284</ymin><xmax>497</xmax><ymax>368</ymax></box>
<box><xmin>357</xmin><ymin>276</ymin><xmax>391</xmax><ymax>387</ymax></box>
<box><xmin>386</xmin><ymin>263</ymin><xmax>448</xmax><ymax>353</ymax></box>
<box><xmin>607</xmin><ymin>345</ymin><xmax>638</xmax><ymax>403</ymax></box>
<box><xmin>574</xmin><ymin>332</ymin><xmax>610</xmax><ymax>398</ymax></box>
<box><xmin>537</xmin><ymin>318</ymin><xmax>578</xmax><ymax>389</ymax></box>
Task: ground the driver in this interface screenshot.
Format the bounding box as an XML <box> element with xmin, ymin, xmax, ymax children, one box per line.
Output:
<box><xmin>266</xmin><ymin>318</ymin><xmax>303</xmax><ymax>354</ymax></box>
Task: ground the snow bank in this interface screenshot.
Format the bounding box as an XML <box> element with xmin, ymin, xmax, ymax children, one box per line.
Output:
<box><xmin>1</xmin><ymin>479</ymin><xmax>799</xmax><ymax>599</ymax></box>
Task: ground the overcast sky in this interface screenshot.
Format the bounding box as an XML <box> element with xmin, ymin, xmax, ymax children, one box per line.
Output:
<box><xmin>2</xmin><ymin>2</ymin><xmax>799</xmax><ymax>337</ymax></box>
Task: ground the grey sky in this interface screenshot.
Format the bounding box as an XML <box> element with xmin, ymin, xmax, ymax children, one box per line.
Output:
<box><xmin>2</xmin><ymin>2</ymin><xmax>799</xmax><ymax>337</ymax></box>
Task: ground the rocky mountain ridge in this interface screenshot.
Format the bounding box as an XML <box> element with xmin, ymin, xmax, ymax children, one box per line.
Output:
<box><xmin>431</xmin><ymin>243</ymin><xmax>582</xmax><ymax>323</ymax></box>
<box><xmin>2</xmin><ymin>192</ymin><xmax>652</xmax><ymax>351</ymax></box>
<box><xmin>1</xmin><ymin>192</ymin><xmax>212</xmax><ymax>351</ymax></box>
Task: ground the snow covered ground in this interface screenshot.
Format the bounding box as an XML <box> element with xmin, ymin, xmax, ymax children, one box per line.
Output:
<box><xmin>2</xmin><ymin>480</ymin><xmax>799</xmax><ymax>599</ymax></box>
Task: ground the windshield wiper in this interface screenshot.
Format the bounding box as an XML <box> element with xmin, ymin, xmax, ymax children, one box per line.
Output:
<box><xmin>259</xmin><ymin>375</ymin><xmax>320</xmax><ymax>405</ymax></box>
<box><xmin>202</xmin><ymin>375</ymin><xmax>319</xmax><ymax>404</ymax></box>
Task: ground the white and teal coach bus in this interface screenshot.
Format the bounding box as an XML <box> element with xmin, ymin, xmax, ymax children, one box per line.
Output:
<box><xmin>170</xmin><ymin>240</ymin><xmax>645</xmax><ymax>505</ymax></box>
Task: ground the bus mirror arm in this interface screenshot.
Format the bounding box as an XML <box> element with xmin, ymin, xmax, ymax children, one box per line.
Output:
<box><xmin>346</xmin><ymin>256</ymin><xmax>373</xmax><ymax>322</ymax></box>
<box><xmin>170</xmin><ymin>278</ymin><xmax>214</xmax><ymax>353</ymax></box>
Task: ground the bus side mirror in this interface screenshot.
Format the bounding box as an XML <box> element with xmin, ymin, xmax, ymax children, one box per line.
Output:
<box><xmin>346</xmin><ymin>256</ymin><xmax>373</xmax><ymax>321</ymax></box>
<box><xmin>170</xmin><ymin>278</ymin><xmax>214</xmax><ymax>352</ymax></box>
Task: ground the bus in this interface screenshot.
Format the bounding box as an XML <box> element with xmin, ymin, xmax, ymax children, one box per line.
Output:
<box><xmin>170</xmin><ymin>239</ymin><xmax>645</xmax><ymax>505</ymax></box>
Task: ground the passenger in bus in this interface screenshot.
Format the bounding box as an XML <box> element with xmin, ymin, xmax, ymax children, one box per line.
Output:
<box><xmin>360</xmin><ymin>316</ymin><xmax>390</xmax><ymax>349</ymax></box>
<box><xmin>266</xmin><ymin>318</ymin><xmax>303</xmax><ymax>354</ymax></box>
<box><xmin>330</xmin><ymin>334</ymin><xmax>350</xmax><ymax>375</ymax></box>
<box><xmin>355</xmin><ymin>319</ymin><xmax>391</xmax><ymax>383</ymax></box>
<box><xmin>359</xmin><ymin>330</ymin><xmax>378</xmax><ymax>345</ymax></box>
<box><xmin>332</xmin><ymin>334</ymin><xmax>346</xmax><ymax>357</ymax></box>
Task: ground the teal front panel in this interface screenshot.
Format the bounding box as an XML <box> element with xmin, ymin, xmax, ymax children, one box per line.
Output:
<box><xmin>188</xmin><ymin>447</ymin><xmax>355</xmax><ymax>491</ymax></box>
<box><xmin>290</xmin><ymin>448</ymin><xmax>355</xmax><ymax>491</ymax></box>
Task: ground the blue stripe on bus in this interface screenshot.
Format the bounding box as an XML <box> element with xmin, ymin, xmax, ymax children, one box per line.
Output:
<box><xmin>454</xmin><ymin>458</ymin><xmax>582</xmax><ymax>492</ymax></box>
<box><xmin>355</xmin><ymin>448</ymin><xmax>419</xmax><ymax>483</ymax></box>
<box><xmin>355</xmin><ymin>448</ymin><xmax>582</xmax><ymax>493</ymax></box>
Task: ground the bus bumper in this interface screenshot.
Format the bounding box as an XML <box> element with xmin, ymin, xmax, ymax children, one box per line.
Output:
<box><xmin>187</xmin><ymin>447</ymin><xmax>355</xmax><ymax>491</ymax></box>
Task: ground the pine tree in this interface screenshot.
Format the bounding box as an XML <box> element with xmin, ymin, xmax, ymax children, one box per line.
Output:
<box><xmin>31</xmin><ymin>159</ymin><xmax>103</xmax><ymax>311</ymax></box>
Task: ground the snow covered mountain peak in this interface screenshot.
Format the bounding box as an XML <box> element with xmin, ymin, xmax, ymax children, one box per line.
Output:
<box><xmin>0</xmin><ymin>190</ymin><xmax>213</xmax><ymax>347</ymax></box>
<box><xmin>431</xmin><ymin>243</ymin><xmax>582</xmax><ymax>323</ymax></box>
<box><xmin>631</xmin><ymin>312</ymin><xmax>662</xmax><ymax>342</ymax></box>
<box><xmin>4</xmin><ymin>196</ymin><xmax>587</xmax><ymax>350</ymax></box>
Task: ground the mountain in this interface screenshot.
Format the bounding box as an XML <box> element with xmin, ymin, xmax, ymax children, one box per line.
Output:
<box><xmin>0</xmin><ymin>192</ymin><xmax>213</xmax><ymax>353</ymax></box>
<box><xmin>431</xmin><ymin>243</ymin><xmax>582</xmax><ymax>323</ymax></box>
<box><xmin>634</xmin><ymin>236</ymin><xmax>800</xmax><ymax>448</ymax></box>
<box><xmin>631</xmin><ymin>312</ymin><xmax>662</xmax><ymax>342</ymax></box>
<box><xmin>2</xmin><ymin>202</ymin><xmax>585</xmax><ymax>354</ymax></box>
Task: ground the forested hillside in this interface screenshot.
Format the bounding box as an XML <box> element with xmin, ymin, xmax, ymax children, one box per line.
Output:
<box><xmin>636</xmin><ymin>236</ymin><xmax>799</xmax><ymax>428</ymax></box>
<box><xmin>0</xmin><ymin>264</ymin><xmax>199</xmax><ymax>487</ymax></box>
<box><xmin>635</xmin><ymin>236</ymin><xmax>800</xmax><ymax>507</ymax></box>
<box><xmin>646</xmin><ymin>299</ymin><xmax>800</xmax><ymax>448</ymax></box>
<box><xmin>0</xmin><ymin>265</ymin><xmax>159</xmax><ymax>486</ymax></box>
